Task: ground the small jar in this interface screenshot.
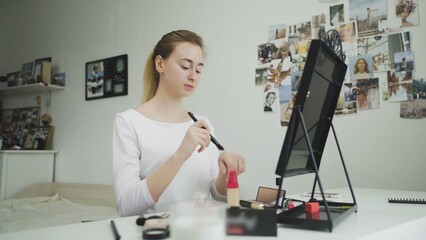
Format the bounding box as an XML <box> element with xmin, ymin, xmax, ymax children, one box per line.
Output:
<box><xmin>170</xmin><ymin>193</ymin><xmax>226</xmax><ymax>240</ymax></box>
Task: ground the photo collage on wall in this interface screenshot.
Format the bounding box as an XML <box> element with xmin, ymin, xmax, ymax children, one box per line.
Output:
<box><xmin>85</xmin><ymin>54</ymin><xmax>128</xmax><ymax>101</ymax></box>
<box><xmin>255</xmin><ymin>0</ymin><xmax>424</xmax><ymax>126</ymax></box>
<box><xmin>1</xmin><ymin>107</ymin><xmax>40</xmax><ymax>148</ymax></box>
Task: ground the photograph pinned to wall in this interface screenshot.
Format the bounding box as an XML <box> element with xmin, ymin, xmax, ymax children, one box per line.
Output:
<box><xmin>279</xmin><ymin>70</ymin><xmax>300</xmax><ymax>126</ymax></box>
<box><xmin>269</xmin><ymin>39</ymin><xmax>290</xmax><ymax>62</ymax></box>
<box><xmin>354</xmin><ymin>78</ymin><xmax>380</xmax><ymax>110</ymax></box>
<box><xmin>394</xmin><ymin>0</ymin><xmax>419</xmax><ymax>28</ymax></box>
<box><xmin>287</xmin><ymin>20</ymin><xmax>312</xmax><ymax>66</ymax></box>
<box><xmin>268</xmin><ymin>23</ymin><xmax>287</xmax><ymax>42</ymax></box>
<box><xmin>269</xmin><ymin>52</ymin><xmax>292</xmax><ymax>87</ymax></box>
<box><xmin>280</xmin><ymin>91</ymin><xmax>295</xmax><ymax>126</ymax></box>
<box><xmin>373</xmin><ymin>71</ymin><xmax>391</xmax><ymax>101</ymax></box>
<box><xmin>387</xmin><ymin>69</ymin><xmax>413</xmax><ymax>102</ymax></box>
<box><xmin>334</xmin><ymin>21</ymin><xmax>358</xmax><ymax>56</ymax></box>
<box><xmin>377</xmin><ymin>18</ymin><xmax>403</xmax><ymax>34</ymax></box>
<box><xmin>263</xmin><ymin>87</ymin><xmax>279</xmax><ymax>113</ymax></box>
<box><xmin>387</xmin><ymin>31</ymin><xmax>411</xmax><ymax>68</ymax></box>
<box><xmin>357</xmin><ymin>35</ymin><xmax>390</xmax><ymax>72</ymax></box>
<box><xmin>32</xmin><ymin>57</ymin><xmax>52</xmax><ymax>84</ymax></box>
<box><xmin>349</xmin><ymin>0</ymin><xmax>388</xmax><ymax>37</ymax></box>
<box><xmin>255</xmin><ymin>67</ymin><xmax>268</xmax><ymax>86</ymax></box>
<box><xmin>413</xmin><ymin>78</ymin><xmax>426</xmax><ymax>100</ymax></box>
<box><xmin>257</xmin><ymin>40</ymin><xmax>289</xmax><ymax>86</ymax></box>
<box><xmin>400</xmin><ymin>100</ymin><xmax>426</xmax><ymax>119</ymax></box>
<box><xmin>52</xmin><ymin>72</ymin><xmax>66</xmax><ymax>86</ymax></box>
<box><xmin>258</xmin><ymin>43</ymin><xmax>273</xmax><ymax>65</ymax></box>
<box><xmin>23</xmin><ymin>126</ymin><xmax>54</xmax><ymax>150</ymax></box>
<box><xmin>264</xmin><ymin>60</ymin><xmax>280</xmax><ymax>87</ymax></box>
<box><xmin>337</xmin><ymin>82</ymin><xmax>358</xmax><ymax>115</ymax></box>
<box><xmin>21</xmin><ymin>61</ymin><xmax>34</xmax><ymax>83</ymax></box>
<box><xmin>349</xmin><ymin>54</ymin><xmax>374</xmax><ymax>81</ymax></box>
<box><xmin>311</xmin><ymin>14</ymin><xmax>326</xmax><ymax>40</ymax></box>
<box><xmin>394</xmin><ymin>50</ymin><xmax>414</xmax><ymax>72</ymax></box>
<box><xmin>85</xmin><ymin>54</ymin><xmax>128</xmax><ymax>100</ymax></box>
<box><xmin>330</xmin><ymin>4</ymin><xmax>344</xmax><ymax>26</ymax></box>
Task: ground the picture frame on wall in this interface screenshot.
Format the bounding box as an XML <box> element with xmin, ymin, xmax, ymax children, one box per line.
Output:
<box><xmin>23</xmin><ymin>126</ymin><xmax>54</xmax><ymax>150</ymax></box>
<box><xmin>31</xmin><ymin>57</ymin><xmax>52</xmax><ymax>84</ymax></box>
<box><xmin>85</xmin><ymin>54</ymin><xmax>128</xmax><ymax>100</ymax></box>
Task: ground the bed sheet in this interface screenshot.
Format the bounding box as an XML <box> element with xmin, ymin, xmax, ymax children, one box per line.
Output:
<box><xmin>0</xmin><ymin>193</ymin><xmax>119</xmax><ymax>233</ymax></box>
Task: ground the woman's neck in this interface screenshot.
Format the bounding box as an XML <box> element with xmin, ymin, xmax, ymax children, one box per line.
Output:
<box><xmin>138</xmin><ymin>95</ymin><xmax>189</xmax><ymax>123</ymax></box>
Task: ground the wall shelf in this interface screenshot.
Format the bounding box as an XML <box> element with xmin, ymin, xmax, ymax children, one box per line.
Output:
<box><xmin>0</xmin><ymin>83</ymin><xmax>65</xmax><ymax>96</ymax></box>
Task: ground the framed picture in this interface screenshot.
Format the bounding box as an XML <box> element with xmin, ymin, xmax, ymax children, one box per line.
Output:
<box><xmin>21</xmin><ymin>61</ymin><xmax>34</xmax><ymax>82</ymax></box>
<box><xmin>85</xmin><ymin>54</ymin><xmax>128</xmax><ymax>100</ymax></box>
<box><xmin>32</xmin><ymin>57</ymin><xmax>52</xmax><ymax>83</ymax></box>
<box><xmin>23</xmin><ymin>126</ymin><xmax>54</xmax><ymax>150</ymax></box>
<box><xmin>52</xmin><ymin>72</ymin><xmax>66</xmax><ymax>86</ymax></box>
<box><xmin>6</xmin><ymin>71</ymin><xmax>20</xmax><ymax>81</ymax></box>
<box><xmin>0</xmin><ymin>76</ymin><xmax>7</xmax><ymax>88</ymax></box>
<box><xmin>1</xmin><ymin>106</ymin><xmax>40</xmax><ymax>148</ymax></box>
<box><xmin>6</xmin><ymin>71</ymin><xmax>20</xmax><ymax>87</ymax></box>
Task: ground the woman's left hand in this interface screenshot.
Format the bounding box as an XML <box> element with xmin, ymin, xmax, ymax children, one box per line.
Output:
<box><xmin>218</xmin><ymin>151</ymin><xmax>246</xmax><ymax>176</ymax></box>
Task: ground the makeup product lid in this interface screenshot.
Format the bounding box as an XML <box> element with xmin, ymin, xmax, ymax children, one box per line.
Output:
<box><xmin>227</xmin><ymin>170</ymin><xmax>239</xmax><ymax>188</ymax></box>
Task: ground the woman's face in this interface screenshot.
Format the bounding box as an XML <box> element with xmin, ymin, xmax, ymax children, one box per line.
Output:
<box><xmin>156</xmin><ymin>42</ymin><xmax>204</xmax><ymax>98</ymax></box>
<box><xmin>400</xmin><ymin>7</ymin><xmax>411</xmax><ymax>20</ymax></box>
<box><xmin>357</xmin><ymin>59</ymin><xmax>366</xmax><ymax>72</ymax></box>
<box><xmin>266</xmin><ymin>93</ymin><xmax>276</xmax><ymax>105</ymax></box>
<box><xmin>339</xmin><ymin>24</ymin><xmax>354</xmax><ymax>42</ymax></box>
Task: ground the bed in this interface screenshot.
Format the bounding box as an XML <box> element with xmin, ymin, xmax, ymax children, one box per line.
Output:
<box><xmin>0</xmin><ymin>182</ymin><xmax>120</xmax><ymax>233</ymax></box>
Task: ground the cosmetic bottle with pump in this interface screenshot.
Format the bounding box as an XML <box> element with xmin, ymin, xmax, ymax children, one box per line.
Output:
<box><xmin>227</xmin><ymin>170</ymin><xmax>240</xmax><ymax>208</ymax></box>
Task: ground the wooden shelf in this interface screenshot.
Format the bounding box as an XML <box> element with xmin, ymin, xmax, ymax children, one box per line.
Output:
<box><xmin>0</xmin><ymin>83</ymin><xmax>65</xmax><ymax>96</ymax></box>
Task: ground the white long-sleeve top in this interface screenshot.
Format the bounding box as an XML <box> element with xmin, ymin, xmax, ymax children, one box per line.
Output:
<box><xmin>112</xmin><ymin>109</ymin><xmax>225</xmax><ymax>216</ymax></box>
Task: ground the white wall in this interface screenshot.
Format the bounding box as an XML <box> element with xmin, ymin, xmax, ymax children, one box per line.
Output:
<box><xmin>0</xmin><ymin>0</ymin><xmax>425</xmax><ymax>200</ymax></box>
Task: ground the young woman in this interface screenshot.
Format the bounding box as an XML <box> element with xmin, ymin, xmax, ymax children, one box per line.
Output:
<box><xmin>296</xmin><ymin>33</ymin><xmax>309</xmax><ymax>59</ymax></box>
<box><xmin>113</xmin><ymin>30</ymin><xmax>246</xmax><ymax>216</ymax></box>
<box><xmin>264</xmin><ymin>91</ymin><xmax>276</xmax><ymax>112</ymax></box>
<box><xmin>353</xmin><ymin>58</ymin><xmax>372</xmax><ymax>80</ymax></box>
<box><xmin>395</xmin><ymin>0</ymin><xmax>417</xmax><ymax>28</ymax></box>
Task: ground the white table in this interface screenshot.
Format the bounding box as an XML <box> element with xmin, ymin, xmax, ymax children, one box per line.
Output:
<box><xmin>1</xmin><ymin>188</ymin><xmax>425</xmax><ymax>240</ymax></box>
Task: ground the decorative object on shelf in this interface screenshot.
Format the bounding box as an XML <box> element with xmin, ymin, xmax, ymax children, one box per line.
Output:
<box><xmin>31</xmin><ymin>57</ymin><xmax>52</xmax><ymax>84</ymax></box>
<box><xmin>34</xmin><ymin>95</ymin><xmax>42</xmax><ymax>106</ymax></box>
<box><xmin>85</xmin><ymin>54</ymin><xmax>128</xmax><ymax>100</ymax></box>
<box><xmin>21</xmin><ymin>62</ymin><xmax>34</xmax><ymax>84</ymax></box>
<box><xmin>23</xmin><ymin>126</ymin><xmax>53</xmax><ymax>150</ymax></box>
<box><xmin>41</xmin><ymin>114</ymin><xmax>52</xmax><ymax>126</ymax></box>
<box><xmin>40</xmin><ymin>62</ymin><xmax>52</xmax><ymax>85</ymax></box>
<box><xmin>1</xmin><ymin>106</ymin><xmax>40</xmax><ymax>149</ymax></box>
<box><xmin>0</xmin><ymin>76</ymin><xmax>7</xmax><ymax>88</ymax></box>
<box><xmin>6</xmin><ymin>71</ymin><xmax>20</xmax><ymax>87</ymax></box>
<box><xmin>52</xmin><ymin>72</ymin><xmax>66</xmax><ymax>86</ymax></box>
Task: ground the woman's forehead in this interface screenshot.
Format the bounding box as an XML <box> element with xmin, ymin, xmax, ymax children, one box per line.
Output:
<box><xmin>171</xmin><ymin>42</ymin><xmax>204</xmax><ymax>64</ymax></box>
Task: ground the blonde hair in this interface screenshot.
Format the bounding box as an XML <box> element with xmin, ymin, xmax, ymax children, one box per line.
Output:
<box><xmin>142</xmin><ymin>30</ymin><xmax>204</xmax><ymax>103</ymax></box>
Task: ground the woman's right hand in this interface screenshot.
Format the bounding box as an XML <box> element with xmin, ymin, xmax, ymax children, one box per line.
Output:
<box><xmin>175</xmin><ymin>119</ymin><xmax>211</xmax><ymax>160</ymax></box>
